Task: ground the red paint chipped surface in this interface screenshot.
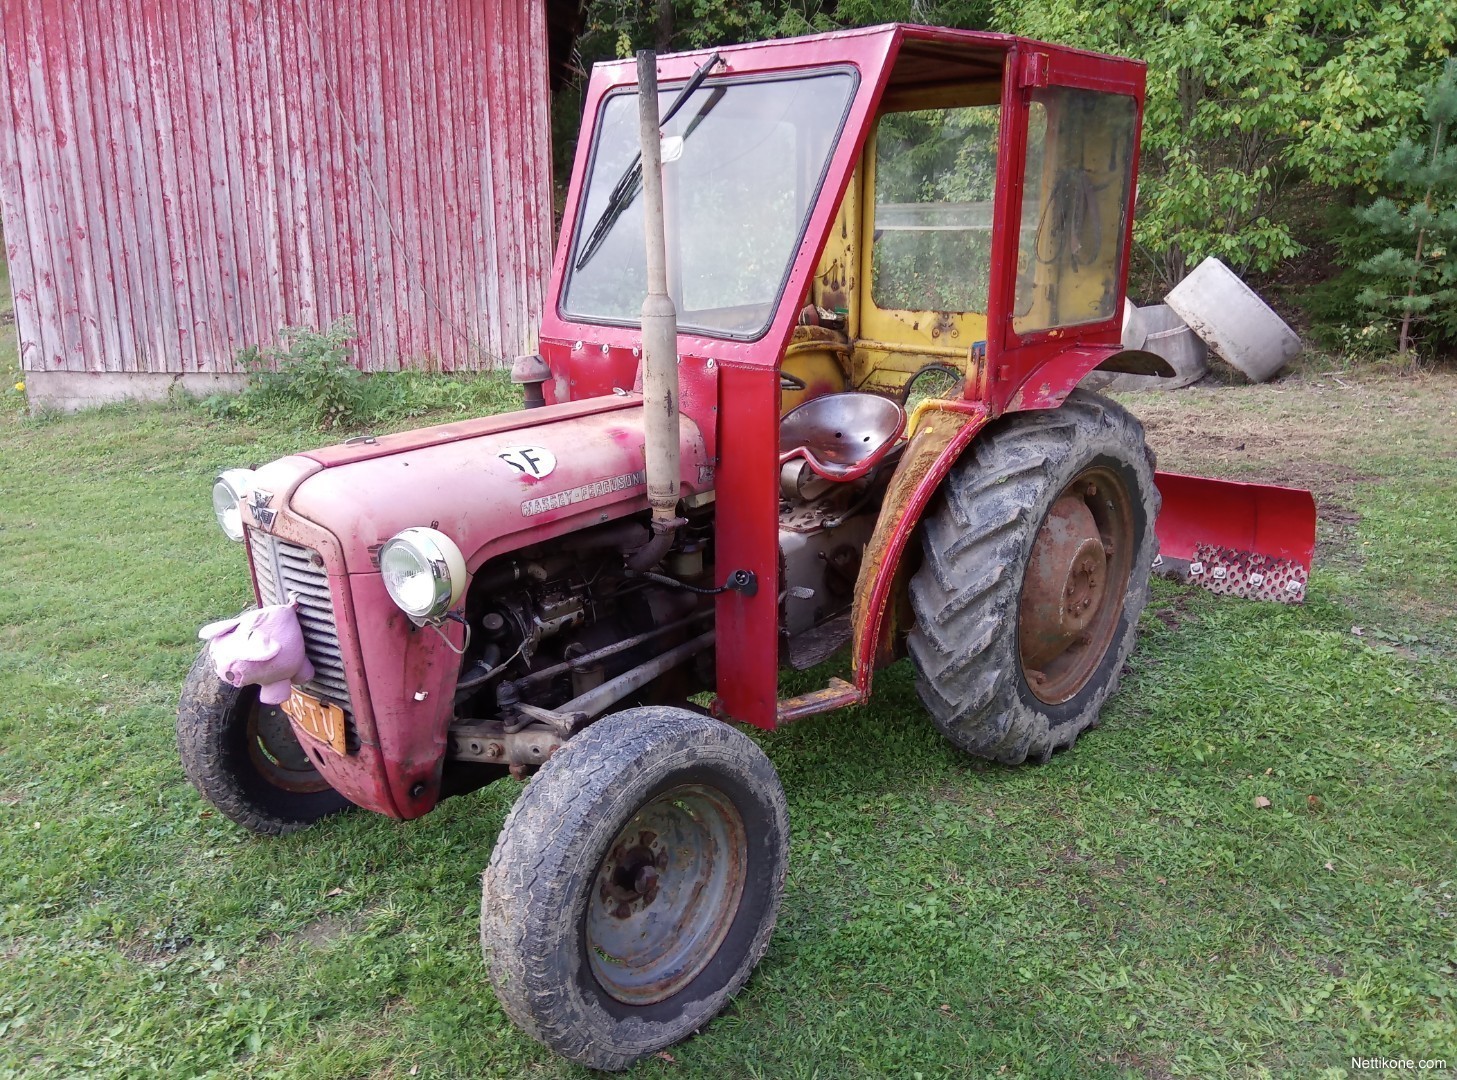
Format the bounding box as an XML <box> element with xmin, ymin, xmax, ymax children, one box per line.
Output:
<box><xmin>0</xmin><ymin>0</ymin><xmax>553</xmax><ymax>376</ymax></box>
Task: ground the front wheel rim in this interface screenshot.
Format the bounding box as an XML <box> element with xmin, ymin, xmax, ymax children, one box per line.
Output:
<box><xmin>246</xmin><ymin>699</ymin><xmax>333</xmax><ymax>794</ymax></box>
<box><xmin>586</xmin><ymin>784</ymin><xmax>748</xmax><ymax>1006</ymax></box>
<box><xmin>1017</xmin><ymin>464</ymin><xmax>1136</xmax><ymax>705</ymax></box>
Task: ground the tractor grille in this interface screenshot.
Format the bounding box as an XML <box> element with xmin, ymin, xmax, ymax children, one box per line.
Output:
<box><xmin>248</xmin><ymin>530</ymin><xmax>353</xmax><ymax>716</ymax></box>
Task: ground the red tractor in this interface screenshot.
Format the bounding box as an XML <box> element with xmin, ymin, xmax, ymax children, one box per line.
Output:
<box><xmin>179</xmin><ymin>24</ymin><xmax>1316</xmax><ymax>1069</ymax></box>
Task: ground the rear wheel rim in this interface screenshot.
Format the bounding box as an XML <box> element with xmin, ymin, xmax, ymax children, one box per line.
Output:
<box><xmin>1017</xmin><ymin>465</ymin><xmax>1136</xmax><ymax>705</ymax></box>
<box><xmin>586</xmin><ymin>784</ymin><xmax>748</xmax><ymax>1006</ymax></box>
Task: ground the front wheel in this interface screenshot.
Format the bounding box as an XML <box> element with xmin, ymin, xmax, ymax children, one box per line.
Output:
<box><xmin>907</xmin><ymin>389</ymin><xmax>1160</xmax><ymax>764</ymax></box>
<box><xmin>481</xmin><ymin>707</ymin><xmax>789</xmax><ymax>1071</ymax></box>
<box><xmin>176</xmin><ymin>646</ymin><xmax>350</xmax><ymax>835</ymax></box>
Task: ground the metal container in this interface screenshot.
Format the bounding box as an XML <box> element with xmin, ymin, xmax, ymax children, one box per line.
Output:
<box><xmin>1101</xmin><ymin>301</ymin><xmax>1210</xmax><ymax>391</ymax></box>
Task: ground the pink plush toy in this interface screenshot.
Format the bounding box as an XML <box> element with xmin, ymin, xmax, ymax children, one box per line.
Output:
<box><xmin>199</xmin><ymin>600</ymin><xmax>316</xmax><ymax>705</ymax></box>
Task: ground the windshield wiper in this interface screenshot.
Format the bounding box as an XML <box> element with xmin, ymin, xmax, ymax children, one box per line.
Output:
<box><xmin>574</xmin><ymin>52</ymin><xmax>726</xmax><ymax>272</ymax></box>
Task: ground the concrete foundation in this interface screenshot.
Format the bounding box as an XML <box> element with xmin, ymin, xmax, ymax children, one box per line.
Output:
<box><xmin>23</xmin><ymin>370</ymin><xmax>248</xmax><ymax>412</ymax></box>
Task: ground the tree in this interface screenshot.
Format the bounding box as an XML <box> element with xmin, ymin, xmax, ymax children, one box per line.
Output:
<box><xmin>578</xmin><ymin>0</ymin><xmax>835</xmax><ymax>61</ymax></box>
<box><xmin>996</xmin><ymin>0</ymin><xmax>1456</xmax><ymax>287</ymax></box>
<box><xmin>576</xmin><ymin>0</ymin><xmax>994</xmax><ymax>63</ymax></box>
<box><xmin>1354</xmin><ymin>60</ymin><xmax>1457</xmax><ymax>356</ymax></box>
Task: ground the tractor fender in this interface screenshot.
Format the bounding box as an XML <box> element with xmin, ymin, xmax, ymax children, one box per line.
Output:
<box><xmin>849</xmin><ymin>399</ymin><xmax>992</xmax><ymax>694</ymax></box>
<box><xmin>1005</xmin><ymin>344</ymin><xmax>1173</xmax><ymax>412</ymax></box>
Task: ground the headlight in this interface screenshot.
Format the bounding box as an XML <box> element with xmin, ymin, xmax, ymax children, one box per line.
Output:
<box><xmin>379</xmin><ymin>527</ymin><xmax>467</xmax><ymax>621</ymax></box>
<box><xmin>212</xmin><ymin>468</ymin><xmax>256</xmax><ymax>542</ymax></box>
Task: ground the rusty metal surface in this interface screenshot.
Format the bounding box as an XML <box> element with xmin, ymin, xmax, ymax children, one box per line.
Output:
<box><xmin>0</xmin><ymin>0</ymin><xmax>552</xmax><ymax>377</ymax></box>
<box><xmin>779</xmin><ymin>392</ymin><xmax>906</xmax><ymax>480</ymax></box>
<box><xmin>240</xmin><ymin>498</ymin><xmax>405</xmax><ymax>820</ymax></box>
<box><xmin>775</xmin><ymin>676</ymin><xmax>859</xmax><ymax>723</ymax></box>
<box><xmin>248</xmin><ymin>699</ymin><xmax>336</xmax><ymax>794</ymax></box>
<box><xmin>533</xmin><ymin>28</ymin><xmax>1155</xmax><ymax>729</ymax></box>
<box><xmin>778</xmin><ymin>340</ymin><xmax>849</xmax><ymax>415</ymax></box>
<box><xmin>1002</xmin><ymin>343</ymin><xmax>1125</xmax><ymax>413</ymax></box>
<box><xmin>585</xmin><ymin>784</ymin><xmax>747</xmax><ymax>1005</ymax></box>
<box><xmin>849</xmin><ymin>399</ymin><xmax>989</xmax><ymax>690</ymax></box>
<box><xmin>288</xmin><ymin>401</ymin><xmax>709</xmax><ymax>574</ymax></box>
<box><xmin>447</xmin><ymin>723</ymin><xmax>563</xmax><ymax>768</ymax></box>
<box><xmin>1017</xmin><ymin>467</ymin><xmax>1134</xmax><ymax>705</ymax></box>
<box><xmin>1180</xmin><ymin>544</ymin><xmax>1309</xmax><ymax>604</ymax></box>
<box><xmin>1019</xmin><ymin>495</ymin><xmax>1107</xmax><ymax>672</ymax></box>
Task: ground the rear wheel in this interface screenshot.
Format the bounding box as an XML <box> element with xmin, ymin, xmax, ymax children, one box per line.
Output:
<box><xmin>481</xmin><ymin>707</ymin><xmax>788</xmax><ymax>1071</ymax></box>
<box><xmin>176</xmin><ymin>646</ymin><xmax>349</xmax><ymax>834</ymax></box>
<box><xmin>907</xmin><ymin>389</ymin><xmax>1159</xmax><ymax>764</ymax></box>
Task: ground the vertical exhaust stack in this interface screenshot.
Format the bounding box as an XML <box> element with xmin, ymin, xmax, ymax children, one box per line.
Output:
<box><xmin>628</xmin><ymin>50</ymin><xmax>684</xmax><ymax>571</ymax></box>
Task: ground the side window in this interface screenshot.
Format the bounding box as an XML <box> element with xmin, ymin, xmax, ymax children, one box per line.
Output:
<box><xmin>1013</xmin><ymin>88</ymin><xmax>1137</xmax><ymax>334</ymax></box>
<box><xmin>871</xmin><ymin>104</ymin><xmax>1000</xmax><ymax>313</ymax></box>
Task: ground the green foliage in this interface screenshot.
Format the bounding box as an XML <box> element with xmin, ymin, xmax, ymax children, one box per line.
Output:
<box><xmin>998</xmin><ymin>0</ymin><xmax>1456</xmax><ymax>287</ymax></box>
<box><xmin>1</xmin><ymin>243</ymin><xmax>23</xmax><ymax>415</ymax></box>
<box><xmin>1351</xmin><ymin>60</ymin><xmax>1457</xmax><ymax>356</ymax></box>
<box><xmin>577</xmin><ymin>0</ymin><xmax>993</xmax><ymax>63</ymax></box>
<box><xmin>871</xmin><ymin>106</ymin><xmax>998</xmax><ymax>311</ymax></box>
<box><xmin>207</xmin><ymin>318</ymin><xmax>521</xmax><ymax>431</ymax></box>
<box><xmin>828</xmin><ymin>0</ymin><xmax>993</xmax><ymax>34</ymax></box>
<box><xmin>220</xmin><ymin>318</ymin><xmax>365</xmax><ymax>430</ymax></box>
<box><xmin>875</xmin><ymin>107</ymin><xmax>1000</xmax><ymax>205</ymax></box>
<box><xmin>581</xmin><ymin>0</ymin><xmax>832</xmax><ymax>60</ymax></box>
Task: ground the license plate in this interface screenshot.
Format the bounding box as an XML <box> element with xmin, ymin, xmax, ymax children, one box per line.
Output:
<box><xmin>281</xmin><ymin>688</ymin><xmax>347</xmax><ymax>756</ymax></box>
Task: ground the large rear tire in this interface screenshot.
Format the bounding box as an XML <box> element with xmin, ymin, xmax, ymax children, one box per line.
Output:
<box><xmin>481</xmin><ymin>707</ymin><xmax>789</xmax><ymax>1071</ymax></box>
<box><xmin>176</xmin><ymin>646</ymin><xmax>350</xmax><ymax>835</ymax></box>
<box><xmin>907</xmin><ymin>389</ymin><xmax>1159</xmax><ymax>764</ymax></box>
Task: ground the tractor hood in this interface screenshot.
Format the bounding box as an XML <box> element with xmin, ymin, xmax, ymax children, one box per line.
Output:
<box><xmin>244</xmin><ymin>396</ymin><xmax>710</xmax><ymax>575</ymax></box>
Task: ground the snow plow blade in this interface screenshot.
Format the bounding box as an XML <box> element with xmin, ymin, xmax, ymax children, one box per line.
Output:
<box><xmin>1153</xmin><ymin>472</ymin><xmax>1317</xmax><ymax>604</ymax></box>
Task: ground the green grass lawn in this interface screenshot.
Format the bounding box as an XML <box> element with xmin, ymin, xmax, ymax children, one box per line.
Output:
<box><xmin>1</xmin><ymin>370</ymin><xmax>1455</xmax><ymax>1078</ymax></box>
<box><xmin>1</xmin><ymin>252</ymin><xmax>20</xmax><ymax>400</ymax></box>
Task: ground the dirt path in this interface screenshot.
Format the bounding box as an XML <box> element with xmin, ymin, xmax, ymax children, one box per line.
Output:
<box><xmin>1119</xmin><ymin>367</ymin><xmax>1457</xmax><ymax>642</ymax></box>
<box><xmin>1121</xmin><ymin>368</ymin><xmax>1457</xmax><ymax>478</ymax></box>
<box><xmin>1124</xmin><ymin>368</ymin><xmax>1455</xmax><ymax>530</ymax></box>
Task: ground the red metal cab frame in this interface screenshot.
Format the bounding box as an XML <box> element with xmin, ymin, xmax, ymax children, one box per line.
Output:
<box><xmin>536</xmin><ymin>25</ymin><xmax>1149</xmax><ymax>730</ymax></box>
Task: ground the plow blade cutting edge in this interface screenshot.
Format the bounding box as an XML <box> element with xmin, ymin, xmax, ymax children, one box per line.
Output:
<box><xmin>1152</xmin><ymin>472</ymin><xmax>1317</xmax><ymax>604</ymax></box>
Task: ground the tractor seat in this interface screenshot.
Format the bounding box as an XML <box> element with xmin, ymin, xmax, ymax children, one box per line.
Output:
<box><xmin>778</xmin><ymin>392</ymin><xmax>906</xmax><ymax>482</ymax></box>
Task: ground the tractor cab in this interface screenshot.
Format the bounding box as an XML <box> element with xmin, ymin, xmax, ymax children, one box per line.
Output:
<box><xmin>536</xmin><ymin>26</ymin><xmax>1164</xmax><ymax>725</ymax></box>
<box><xmin>544</xmin><ymin>28</ymin><xmax>1150</xmax><ymax>410</ymax></box>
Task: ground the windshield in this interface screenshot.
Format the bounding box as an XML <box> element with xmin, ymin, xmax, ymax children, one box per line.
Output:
<box><xmin>562</xmin><ymin>70</ymin><xmax>857</xmax><ymax>339</ymax></box>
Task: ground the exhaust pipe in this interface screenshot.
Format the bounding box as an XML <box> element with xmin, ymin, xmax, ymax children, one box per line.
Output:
<box><xmin>629</xmin><ymin>49</ymin><xmax>685</xmax><ymax>572</ymax></box>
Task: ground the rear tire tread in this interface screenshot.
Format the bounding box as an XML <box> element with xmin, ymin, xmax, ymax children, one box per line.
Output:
<box><xmin>907</xmin><ymin>390</ymin><xmax>1159</xmax><ymax>765</ymax></box>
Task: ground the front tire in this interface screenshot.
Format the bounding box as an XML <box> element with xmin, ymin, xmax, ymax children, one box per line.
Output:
<box><xmin>176</xmin><ymin>646</ymin><xmax>350</xmax><ymax>835</ymax></box>
<box><xmin>481</xmin><ymin>707</ymin><xmax>789</xmax><ymax>1071</ymax></box>
<box><xmin>907</xmin><ymin>389</ymin><xmax>1159</xmax><ymax>764</ymax></box>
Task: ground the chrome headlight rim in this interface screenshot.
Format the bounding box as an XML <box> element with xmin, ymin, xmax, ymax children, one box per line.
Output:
<box><xmin>379</xmin><ymin>527</ymin><xmax>467</xmax><ymax>622</ymax></box>
<box><xmin>212</xmin><ymin>468</ymin><xmax>256</xmax><ymax>542</ymax></box>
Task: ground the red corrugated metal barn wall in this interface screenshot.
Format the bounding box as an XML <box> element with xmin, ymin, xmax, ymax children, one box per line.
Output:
<box><xmin>0</xmin><ymin>0</ymin><xmax>554</xmax><ymax>407</ymax></box>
